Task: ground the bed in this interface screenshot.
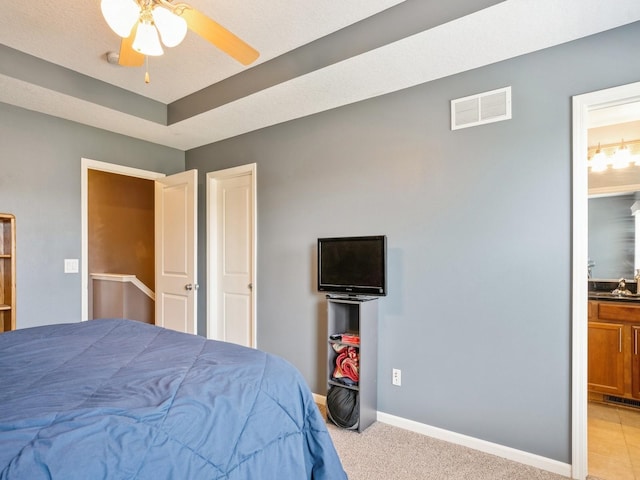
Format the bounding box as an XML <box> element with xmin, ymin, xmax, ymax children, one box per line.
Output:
<box><xmin>0</xmin><ymin>319</ymin><xmax>347</xmax><ymax>479</ymax></box>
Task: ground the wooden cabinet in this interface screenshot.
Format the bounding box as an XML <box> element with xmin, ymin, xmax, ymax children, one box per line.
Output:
<box><xmin>588</xmin><ymin>300</ymin><xmax>640</xmax><ymax>401</ymax></box>
<box><xmin>632</xmin><ymin>326</ymin><xmax>640</xmax><ymax>398</ymax></box>
<box><xmin>588</xmin><ymin>321</ymin><xmax>624</xmax><ymax>395</ymax></box>
<box><xmin>0</xmin><ymin>214</ymin><xmax>16</xmax><ymax>332</ymax></box>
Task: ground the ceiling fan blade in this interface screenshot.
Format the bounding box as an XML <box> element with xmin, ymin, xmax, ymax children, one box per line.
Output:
<box><xmin>118</xmin><ymin>24</ymin><xmax>145</xmax><ymax>67</ymax></box>
<box><xmin>181</xmin><ymin>8</ymin><xmax>259</xmax><ymax>66</ymax></box>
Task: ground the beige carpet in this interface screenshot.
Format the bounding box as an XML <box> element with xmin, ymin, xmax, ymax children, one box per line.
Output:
<box><xmin>320</xmin><ymin>405</ymin><xmax>571</xmax><ymax>480</ymax></box>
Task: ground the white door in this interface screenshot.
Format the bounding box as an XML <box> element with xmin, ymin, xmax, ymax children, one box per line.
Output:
<box><xmin>155</xmin><ymin>169</ymin><xmax>198</xmax><ymax>334</ymax></box>
<box><xmin>207</xmin><ymin>165</ymin><xmax>256</xmax><ymax>347</ymax></box>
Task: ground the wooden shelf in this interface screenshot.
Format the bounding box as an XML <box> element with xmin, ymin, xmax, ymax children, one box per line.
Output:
<box><xmin>0</xmin><ymin>213</ymin><xmax>16</xmax><ymax>332</ymax></box>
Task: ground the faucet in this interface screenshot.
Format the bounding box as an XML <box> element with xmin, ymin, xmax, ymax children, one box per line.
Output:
<box><xmin>612</xmin><ymin>278</ymin><xmax>632</xmax><ymax>296</ymax></box>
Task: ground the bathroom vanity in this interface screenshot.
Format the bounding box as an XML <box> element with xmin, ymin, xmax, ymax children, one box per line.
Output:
<box><xmin>588</xmin><ymin>296</ymin><xmax>640</xmax><ymax>405</ymax></box>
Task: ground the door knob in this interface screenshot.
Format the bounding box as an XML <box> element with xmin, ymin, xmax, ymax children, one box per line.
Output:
<box><xmin>185</xmin><ymin>283</ymin><xmax>199</xmax><ymax>291</ymax></box>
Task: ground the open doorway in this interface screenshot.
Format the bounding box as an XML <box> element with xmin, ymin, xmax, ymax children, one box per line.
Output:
<box><xmin>572</xmin><ymin>81</ymin><xmax>640</xmax><ymax>480</ymax></box>
<box><xmin>80</xmin><ymin>159</ymin><xmax>164</xmax><ymax>322</ymax></box>
<box><xmin>586</xmin><ymin>103</ymin><xmax>640</xmax><ymax>479</ymax></box>
<box><xmin>88</xmin><ymin>169</ymin><xmax>155</xmax><ymax>324</ymax></box>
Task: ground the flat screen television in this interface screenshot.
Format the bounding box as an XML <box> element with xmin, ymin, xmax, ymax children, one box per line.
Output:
<box><xmin>317</xmin><ymin>235</ymin><xmax>387</xmax><ymax>297</ymax></box>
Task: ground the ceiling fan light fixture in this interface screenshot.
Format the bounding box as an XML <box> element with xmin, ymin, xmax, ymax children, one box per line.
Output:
<box><xmin>133</xmin><ymin>21</ymin><xmax>164</xmax><ymax>56</ymax></box>
<box><xmin>101</xmin><ymin>0</ymin><xmax>139</xmax><ymax>38</ymax></box>
<box><xmin>152</xmin><ymin>6</ymin><xmax>188</xmax><ymax>48</ymax></box>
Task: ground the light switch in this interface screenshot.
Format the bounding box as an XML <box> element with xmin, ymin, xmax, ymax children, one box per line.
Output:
<box><xmin>64</xmin><ymin>258</ymin><xmax>79</xmax><ymax>274</ymax></box>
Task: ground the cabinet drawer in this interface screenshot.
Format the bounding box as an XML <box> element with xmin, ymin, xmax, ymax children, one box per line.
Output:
<box><xmin>598</xmin><ymin>303</ymin><xmax>640</xmax><ymax>322</ymax></box>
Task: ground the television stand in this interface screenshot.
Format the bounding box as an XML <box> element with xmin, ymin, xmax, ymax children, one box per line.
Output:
<box><xmin>325</xmin><ymin>296</ymin><xmax>378</xmax><ymax>432</ymax></box>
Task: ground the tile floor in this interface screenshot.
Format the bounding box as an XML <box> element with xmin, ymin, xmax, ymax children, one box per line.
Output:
<box><xmin>589</xmin><ymin>402</ymin><xmax>640</xmax><ymax>479</ymax></box>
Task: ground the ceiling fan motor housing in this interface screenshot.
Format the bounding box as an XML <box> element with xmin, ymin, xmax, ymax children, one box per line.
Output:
<box><xmin>106</xmin><ymin>51</ymin><xmax>120</xmax><ymax>65</ymax></box>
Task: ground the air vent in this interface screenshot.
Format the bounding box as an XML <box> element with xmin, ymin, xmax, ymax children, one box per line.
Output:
<box><xmin>604</xmin><ymin>395</ymin><xmax>640</xmax><ymax>409</ymax></box>
<box><xmin>451</xmin><ymin>86</ymin><xmax>512</xmax><ymax>130</ymax></box>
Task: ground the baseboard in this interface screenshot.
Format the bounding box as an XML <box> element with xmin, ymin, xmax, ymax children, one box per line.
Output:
<box><xmin>314</xmin><ymin>394</ymin><xmax>571</xmax><ymax>478</ymax></box>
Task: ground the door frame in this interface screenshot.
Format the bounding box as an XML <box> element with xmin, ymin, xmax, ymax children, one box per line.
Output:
<box><xmin>80</xmin><ymin>158</ymin><xmax>165</xmax><ymax>321</ymax></box>
<box><xmin>571</xmin><ymin>81</ymin><xmax>640</xmax><ymax>480</ymax></box>
<box><xmin>206</xmin><ymin>163</ymin><xmax>257</xmax><ymax>345</ymax></box>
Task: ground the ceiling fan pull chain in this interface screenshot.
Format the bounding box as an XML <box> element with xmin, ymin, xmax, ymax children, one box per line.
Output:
<box><xmin>145</xmin><ymin>56</ymin><xmax>150</xmax><ymax>84</ymax></box>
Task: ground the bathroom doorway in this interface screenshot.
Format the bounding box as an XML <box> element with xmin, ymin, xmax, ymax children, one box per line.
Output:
<box><xmin>572</xmin><ymin>81</ymin><xmax>640</xmax><ymax>479</ymax></box>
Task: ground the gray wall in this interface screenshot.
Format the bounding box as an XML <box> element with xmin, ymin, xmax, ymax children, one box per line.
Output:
<box><xmin>186</xmin><ymin>22</ymin><xmax>640</xmax><ymax>463</ymax></box>
<box><xmin>0</xmin><ymin>103</ymin><xmax>184</xmax><ymax>329</ymax></box>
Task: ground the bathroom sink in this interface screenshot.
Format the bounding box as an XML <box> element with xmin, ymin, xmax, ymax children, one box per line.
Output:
<box><xmin>589</xmin><ymin>291</ymin><xmax>640</xmax><ymax>301</ymax></box>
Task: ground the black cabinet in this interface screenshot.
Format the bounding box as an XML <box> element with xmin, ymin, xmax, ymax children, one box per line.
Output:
<box><xmin>325</xmin><ymin>296</ymin><xmax>378</xmax><ymax>432</ymax></box>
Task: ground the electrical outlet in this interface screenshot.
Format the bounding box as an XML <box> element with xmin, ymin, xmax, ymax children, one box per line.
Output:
<box><xmin>392</xmin><ymin>368</ymin><xmax>401</xmax><ymax>386</ymax></box>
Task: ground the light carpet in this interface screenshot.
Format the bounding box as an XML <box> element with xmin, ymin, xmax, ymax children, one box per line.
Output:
<box><xmin>321</xmin><ymin>405</ymin><xmax>576</xmax><ymax>480</ymax></box>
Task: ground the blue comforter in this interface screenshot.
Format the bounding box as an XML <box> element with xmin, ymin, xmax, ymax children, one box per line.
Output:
<box><xmin>0</xmin><ymin>319</ymin><xmax>347</xmax><ymax>479</ymax></box>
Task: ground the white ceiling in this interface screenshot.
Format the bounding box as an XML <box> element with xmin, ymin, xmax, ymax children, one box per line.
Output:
<box><xmin>1</xmin><ymin>0</ymin><xmax>640</xmax><ymax>150</ymax></box>
<box><xmin>0</xmin><ymin>0</ymin><xmax>406</xmax><ymax>104</ymax></box>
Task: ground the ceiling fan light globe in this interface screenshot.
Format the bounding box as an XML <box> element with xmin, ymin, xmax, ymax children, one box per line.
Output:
<box><xmin>132</xmin><ymin>21</ymin><xmax>164</xmax><ymax>56</ymax></box>
<box><xmin>101</xmin><ymin>0</ymin><xmax>139</xmax><ymax>38</ymax></box>
<box><xmin>152</xmin><ymin>7</ymin><xmax>188</xmax><ymax>48</ymax></box>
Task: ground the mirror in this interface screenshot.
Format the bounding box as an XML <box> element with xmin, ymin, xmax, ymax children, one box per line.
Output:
<box><xmin>588</xmin><ymin>192</ymin><xmax>637</xmax><ymax>279</ymax></box>
<box><xmin>588</xmin><ymin>104</ymin><xmax>640</xmax><ymax>281</ymax></box>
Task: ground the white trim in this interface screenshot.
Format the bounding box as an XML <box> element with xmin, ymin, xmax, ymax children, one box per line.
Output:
<box><xmin>206</xmin><ymin>164</ymin><xmax>257</xmax><ymax>346</ymax></box>
<box><xmin>80</xmin><ymin>158</ymin><xmax>165</xmax><ymax>321</ymax></box>
<box><xmin>571</xmin><ymin>81</ymin><xmax>640</xmax><ymax>480</ymax></box>
<box><xmin>314</xmin><ymin>394</ymin><xmax>569</xmax><ymax>477</ymax></box>
<box><xmin>89</xmin><ymin>273</ymin><xmax>155</xmax><ymax>300</ymax></box>
<box><xmin>571</xmin><ymin>91</ymin><xmax>589</xmax><ymax>480</ymax></box>
<box><xmin>205</xmin><ymin>172</ymin><xmax>217</xmax><ymax>338</ymax></box>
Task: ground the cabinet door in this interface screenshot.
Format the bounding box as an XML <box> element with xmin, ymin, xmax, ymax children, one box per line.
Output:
<box><xmin>588</xmin><ymin>321</ymin><xmax>625</xmax><ymax>395</ymax></box>
<box><xmin>632</xmin><ymin>326</ymin><xmax>640</xmax><ymax>398</ymax></box>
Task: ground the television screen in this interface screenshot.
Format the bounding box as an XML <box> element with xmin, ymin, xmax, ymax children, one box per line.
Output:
<box><xmin>317</xmin><ymin>235</ymin><xmax>387</xmax><ymax>297</ymax></box>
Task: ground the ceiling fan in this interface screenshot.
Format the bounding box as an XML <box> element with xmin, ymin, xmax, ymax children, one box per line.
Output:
<box><xmin>101</xmin><ymin>0</ymin><xmax>259</xmax><ymax>78</ymax></box>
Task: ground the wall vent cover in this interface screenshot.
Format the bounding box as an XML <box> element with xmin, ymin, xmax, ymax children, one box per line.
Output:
<box><xmin>604</xmin><ymin>395</ymin><xmax>640</xmax><ymax>409</ymax></box>
<box><xmin>451</xmin><ymin>86</ymin><xmax>511</xmax><ymax>130</ymax></box>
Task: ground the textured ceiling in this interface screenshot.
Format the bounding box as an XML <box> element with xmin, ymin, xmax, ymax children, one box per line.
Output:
<box><xmin>1</xmin><ymin>0</ymin><xmax>640</xmax><ymax>150</ymax></box>
<box><xmin>0</xmin><ymin>0</ymin><xmax>405</xmax><ymax>103</ymax></box>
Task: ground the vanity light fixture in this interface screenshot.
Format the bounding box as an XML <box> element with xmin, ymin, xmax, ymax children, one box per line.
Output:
<box><xmin>611</xmin><ymin>139</ymin><xmax>632</xmax><ymax>169</ymax></box>
<box><xmin>589</xmin><ymin>143</ymin><xmax>608</xmax><ymax>172</ymax></box>
<box><xmin>588</xmin><ymin>139</ymin><xmax>640</xmax><ymax>172</ymax></box>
